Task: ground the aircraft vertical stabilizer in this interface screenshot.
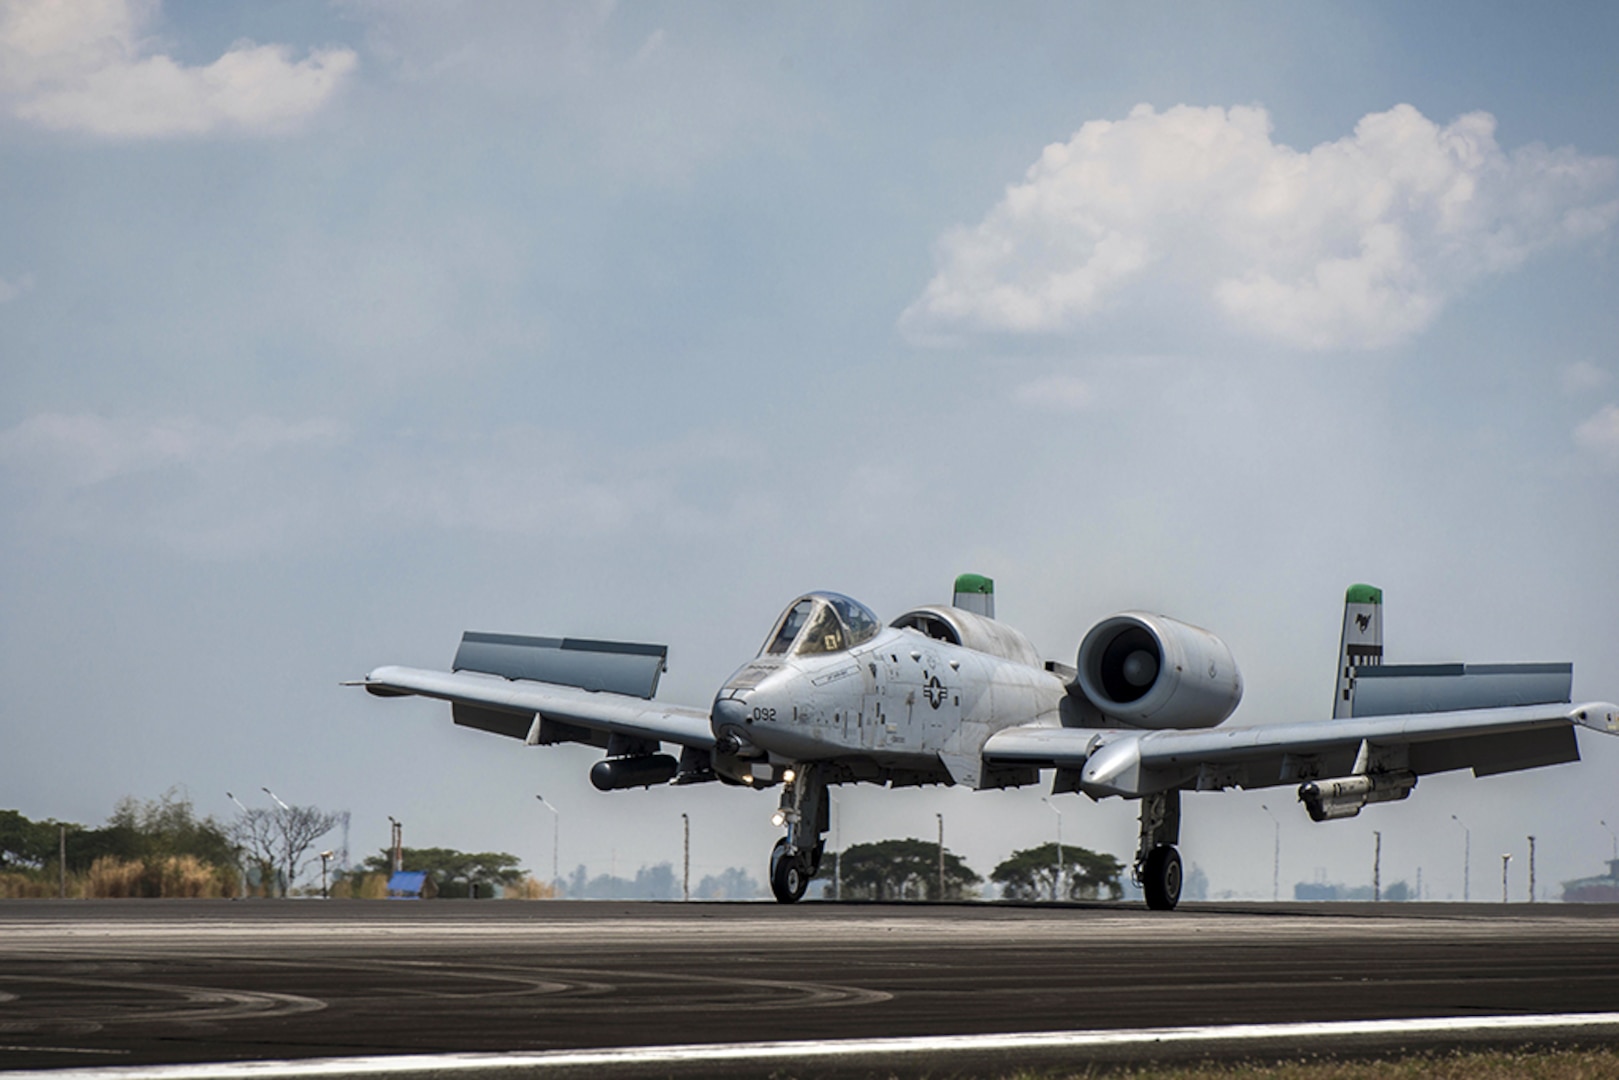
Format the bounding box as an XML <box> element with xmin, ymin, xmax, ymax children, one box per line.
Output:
<box><xmin>1334</xmin><ymin>583</ymin><xmax>1383</xmax><ymax>718</ymax></box>
<box><xmin>953</xmin><ymin>573</ymin><xmax>995</xmax><ymax>619</ymax></box>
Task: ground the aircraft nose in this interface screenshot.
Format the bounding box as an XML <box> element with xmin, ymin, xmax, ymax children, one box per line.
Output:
<box><xmin>711</xmin><ymin>695</ymin><xmax>750</xmax><ymax>734</ymax></box>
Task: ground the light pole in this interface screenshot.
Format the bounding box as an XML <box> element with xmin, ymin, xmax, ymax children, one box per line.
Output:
<box><xmin>1041</xmin><ymin>797</ymin><xmax>1063</xmax><ymax>902</ymax></box>
<box><xmin>226</xmin><ymin>792</ymin><xmax>250</xmax><ymax>899</ymax></box>
<box><xmin>1451</xmin><ymin>814</ymin><xmax>1470</xmax><ymax>901</ymax></box>
<box><xmin>935</xmin><ymin>813</ymin><xmax>944</xmax><ymax>902</ymax></box>
<box><xmin>1602</xmin><ymin>819</ymin><xmax>1617</xmax><ymax>862</ymax></box>
<box><xmin>829</xmin><ymin>792</ymin><xmax>841</xmax><ymax>902</ymax></box>
<box><xmin>1373</xmin><ymin>830</ymin><xmax>1382</xmax><ymax>902</ymax></box>
<box><xmin>261</xmin><ymin>786</ymin><xmax>291</xmax><ymax>811</ymax></box>
<box><xmin>1260</xmin><ymin>804</ymin><xmax>1280</xmax><ymax>902</ymax></box>
<box><xmin>1527</xmin><ymin>836</ymin><xmax>1536</xmax><ymax>903</ymax></box>
<box><xmin>681</xmin><ymin>812</ymin><xmax>690</xmax><ymax>902</ymax></box>
<box><xmin>387</xmin><ymin>816</ymin><xmax>403</xmax><ymax>874</ymax></box>
<box><xmin>535</xmin><ymin>796</ymin><xmax>559</xmax><ymax>893</ymax></box>
<box><xmin>1501</xmin><ymin>853</ymin><xmax>1512</xmax><ymax>903</ymax></box>
<box><xmin>319</xmin><ymin>850</ymin><xmax>334</xmax><ymax>899</ymax></box>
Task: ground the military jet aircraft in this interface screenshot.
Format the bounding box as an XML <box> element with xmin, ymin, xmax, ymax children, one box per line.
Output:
<box><xmin>353</xmin><ymin>576</ymin><xmax>1618</xmax><ymax>909</ymax></box>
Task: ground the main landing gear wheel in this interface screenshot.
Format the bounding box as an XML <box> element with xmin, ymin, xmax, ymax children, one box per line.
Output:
<box><xmin>770</xmin><ymin>838</ymin><xmax>810</xmax><ymax>904</ymax></box>
<box><xmin>1142</xmin><ymin>844</ymin><xmax>1182</xmax><ymax>911</ymax></box>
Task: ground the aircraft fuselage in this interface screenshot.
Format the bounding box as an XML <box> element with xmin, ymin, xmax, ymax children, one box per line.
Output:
<box><xmin>710</xmin><ymin>623</ymin><xmax>1065</xmax><ymax>786</ymax></box>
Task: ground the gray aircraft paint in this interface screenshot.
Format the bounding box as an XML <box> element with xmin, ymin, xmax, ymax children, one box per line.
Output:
<box><xmin>358</xmin><ymin>580</ymin><xmax>1619</xmax><ymax>909</ymax></box>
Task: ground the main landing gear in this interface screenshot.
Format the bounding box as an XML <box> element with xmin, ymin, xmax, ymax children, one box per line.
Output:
<box><xmin>769</xmin><ymin>764</ymin><xmax>828</xmax><ymax>903</ymax></box>
<box><xmin>1135</xmin><ymin>789</ymin><xmax>1182</xmax><ymax>911</ymax></box>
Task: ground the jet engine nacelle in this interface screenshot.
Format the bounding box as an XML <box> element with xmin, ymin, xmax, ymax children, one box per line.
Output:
<box><xmin>590</xmin><ymin>754</ymin><xmax>679</xmax><ymax>791</ymax></box>
<box><xmin>1074</xmin><ymin>613</ymin><xmax>1243</xmax><ymax>729</ymax></box>
<box><xmin>1297</xmin><ymin>771</ymin><xmax>1417</xmax><ymax>822</ymax></box>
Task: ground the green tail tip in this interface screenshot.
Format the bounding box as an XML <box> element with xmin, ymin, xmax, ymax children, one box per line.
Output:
<box><xmin>954</xmin><ymin>573</ymin><xmax>994</xmax><ymax>595</ymax></box>
<box><xmin>1345</xmin><ymin>583</ymin><xmax>1383</xmax><ymax>605</ymax></box>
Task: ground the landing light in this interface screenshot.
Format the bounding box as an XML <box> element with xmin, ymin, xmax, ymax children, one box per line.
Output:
<box><xmin>783</xmin><ymin>768</ymin><xmax>796</xmax><ymax>784</ymax></box>
<box><xmin>741</xmin><ymin>774</ymin><xmax>754</xmax><ymax>786</ymax></box>
<box><xmin>771</xmin><ymin>811</ymin><xmax>786</xmax><ymax>827</ymax></box>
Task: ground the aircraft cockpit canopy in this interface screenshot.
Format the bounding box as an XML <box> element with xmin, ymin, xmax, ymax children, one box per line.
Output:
<box><xmin>761</xmin><ymin>592</ymin><xmax>882</xmax><ymax>658</ymax></box>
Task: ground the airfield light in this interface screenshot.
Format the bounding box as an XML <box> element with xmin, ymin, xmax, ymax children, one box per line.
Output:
<box><xmin>319</xmin><ymin>851</ymin><xmax>334</xmax><ymax>900</ymax></box>
<box><xmin>1502</xmin><ymin>853</ymin><xmax>1512</xmax><ymax>903</ymax></box>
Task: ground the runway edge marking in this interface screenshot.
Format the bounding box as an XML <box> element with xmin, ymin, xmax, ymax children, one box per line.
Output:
<box><xmin>12</xmin><ymin>1013</ymin><xmax>1619</xmax><ymax>1079</ymax></box>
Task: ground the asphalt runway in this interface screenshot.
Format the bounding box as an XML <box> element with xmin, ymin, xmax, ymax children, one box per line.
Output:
<box><xmin>4</xmin><ymin>899</ymin><xmax>1619</xmax><ymax>1078</ymax></box>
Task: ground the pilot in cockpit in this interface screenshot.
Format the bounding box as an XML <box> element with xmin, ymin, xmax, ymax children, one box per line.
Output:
<box><xmin>761</xmin><ymin>593</ymin><xmax>880</xmax><ymax>658</ymax></box>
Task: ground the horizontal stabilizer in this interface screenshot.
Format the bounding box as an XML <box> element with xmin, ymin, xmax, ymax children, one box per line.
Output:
<box><xmin>453</xmin><ymin>631</ymin><xmax>667</xmax><ymax>699</ymax></box>
<box><xmin>1352</xmin><ymin>662</ymin><xmax>1571</xmax><ymax>717</ymax></box>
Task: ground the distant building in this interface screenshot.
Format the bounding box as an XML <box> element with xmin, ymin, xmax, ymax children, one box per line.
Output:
<box><xmin>1561</xmin><ymin>859</ymin><xmax>1619</xmax><ymax>903</ymax></box>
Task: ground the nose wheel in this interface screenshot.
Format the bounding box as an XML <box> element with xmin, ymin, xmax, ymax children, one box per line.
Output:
<box><xmin>768</xmin><ymin>764</ymin><xmax>829</xmax><ymax>904</ymax></box>
<box><xmin>770</xmin><ymin>839</ymin><xmax>811</xmax><ymax>903</ymax></box>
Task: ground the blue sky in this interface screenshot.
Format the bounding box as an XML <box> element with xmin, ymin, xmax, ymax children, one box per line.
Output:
<box><xmin>3</xmin><ymin>1</ymin><xmax>1617</xmax><ymax>899</ymax></box>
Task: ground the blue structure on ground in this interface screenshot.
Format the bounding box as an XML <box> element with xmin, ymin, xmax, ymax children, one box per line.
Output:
<box><xmin>387</xmin><ymin>871</ymin><xmax>432</xmax><ymax>900</ymax></box>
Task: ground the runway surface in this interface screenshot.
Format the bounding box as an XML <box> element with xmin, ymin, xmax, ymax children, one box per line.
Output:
<box><xmin>4</xmin><ymin>899</ymin><xmax>1619</xmax><ymax>1077</ymax></box>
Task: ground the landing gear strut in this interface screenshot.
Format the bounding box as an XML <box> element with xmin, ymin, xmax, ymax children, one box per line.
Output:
<box><xmin>1134</xmin><ymin>789</ymin><xmax>1182</xmax><ymax>911</ymax></box>
<box><xmin>769</xmin><ymin>764</ymin><xmax>828</xmax><ymax>904</ymax></box>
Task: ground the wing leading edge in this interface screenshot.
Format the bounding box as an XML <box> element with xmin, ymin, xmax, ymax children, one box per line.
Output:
<box><xmin>358</xmin><ymin>664</ymin><xmax>716</xmax><ymax>751</ymax></box>
<box><xmin>983</xmin><ymin>701</ymin><xmax>1619</xmax><ymax>799</ymax></box>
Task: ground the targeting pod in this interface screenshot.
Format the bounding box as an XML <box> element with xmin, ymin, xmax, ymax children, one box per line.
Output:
<box><xmin>1298</xmin><ymin>771</ymin><xmax>1417</xmax><ymax>822</ymax></box>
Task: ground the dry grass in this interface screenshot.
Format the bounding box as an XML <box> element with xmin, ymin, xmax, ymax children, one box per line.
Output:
<box><xmin>0</xmin><ymin>872</ymin><xmax>70</xmax><ymax>898</ymax></box>
<box><xmin>0</xmin><ymin>857</ymin><xmax>238</xmax><ymax>899</ymax></box>
<box><xmin>1003</xmin><ymin>1046</ymin><xmax>1619</xmax><ymax>1080</ymax></box>
<box><xmin>504</xmin><ymin>876</ymin><xmax>558</xmax><ymax>900</ymax></box>
<box><xmin>328</xmin><ymin>873</ymin><xmax>390</xmax><ymax>900</ymax></box>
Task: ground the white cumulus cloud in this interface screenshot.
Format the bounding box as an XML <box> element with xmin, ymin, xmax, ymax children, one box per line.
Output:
<box><xmin>0</xmin><ymin>412</ymin><xmax>344</xmax><ymax>488</ymax></box>
<box><xmin>1562</xmin><ymin>361</ymin><xmax>1613</xmax><ymax>394</ymax></box>
<box><xmin>0</xmin><ymin>272</ymin><xmax>34</xmax><ymax>303</ymax></box>
<box><xmin>1574</xmin><ymin>404</ymin><xmax>1619</xmax><ymax>467</ymax></box>
<box><xmin>901</xmin><ymin>104</ymin><xmax>1619</xmax><ymax>351</ymax></box>
<box><xmin>1011</xmin><ymin>373</ymin><xmax>1095</xmax><ymax>413</ymax></box>
<box><xmin>0</xmin><ymin>0</ymin><xmax>356</xmax><ymax>137</ymax></box>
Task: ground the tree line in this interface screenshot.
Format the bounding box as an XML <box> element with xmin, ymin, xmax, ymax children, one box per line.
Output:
<box><xmin>815</xmin><ymin>838</ymin><xmax>1125</xmax><ymax>901</ymax></box>
<box><xmin>0</xmin><ymin>789</ymin><xmax>345</xmax><ymax>898</ymax></box>
<box><xmin>5</xmin><ymin>792</ymin><xmax>1128</xmax><ymax>903</ymax></box>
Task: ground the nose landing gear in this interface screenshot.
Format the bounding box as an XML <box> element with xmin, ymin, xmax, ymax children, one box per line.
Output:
<box><xmin>769</xmin><ymin>764</ymin><xmax>828</xmax><ymax>903</ymax></box>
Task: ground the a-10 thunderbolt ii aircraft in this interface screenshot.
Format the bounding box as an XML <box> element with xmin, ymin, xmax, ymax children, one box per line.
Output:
<box><xmin>354</xmin><ymin>576</ymin><xmax>1619</xmax><ymax>909</ymax></box>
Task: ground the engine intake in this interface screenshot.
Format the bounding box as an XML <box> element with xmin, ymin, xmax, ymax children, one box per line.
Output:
<box><xmin>1075</xmin><ymin>612</ymin><xmax>1242</xmax><ymax>729</ymax></box>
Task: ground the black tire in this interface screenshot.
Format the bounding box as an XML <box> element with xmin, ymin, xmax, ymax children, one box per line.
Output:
<box><xmin>769</xmin><ymin>839</ymin><xmax>809</xmax><ymax>904</ymax></box>
<box><xmin>1143</xmin><ymin>845</ymin><xmax>1182</xmax><ymax>911</ymax></box>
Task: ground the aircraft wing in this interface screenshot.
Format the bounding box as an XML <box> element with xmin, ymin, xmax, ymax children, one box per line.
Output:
<box><xmin>982</xmin><ymin>701</ymin><xmax>1619</xmax><ymax>799</ymax></box>
<box><xmin>356</xmin><ymin>664</ymin><xmax>716</xmax><ymax>751</ymax></box>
